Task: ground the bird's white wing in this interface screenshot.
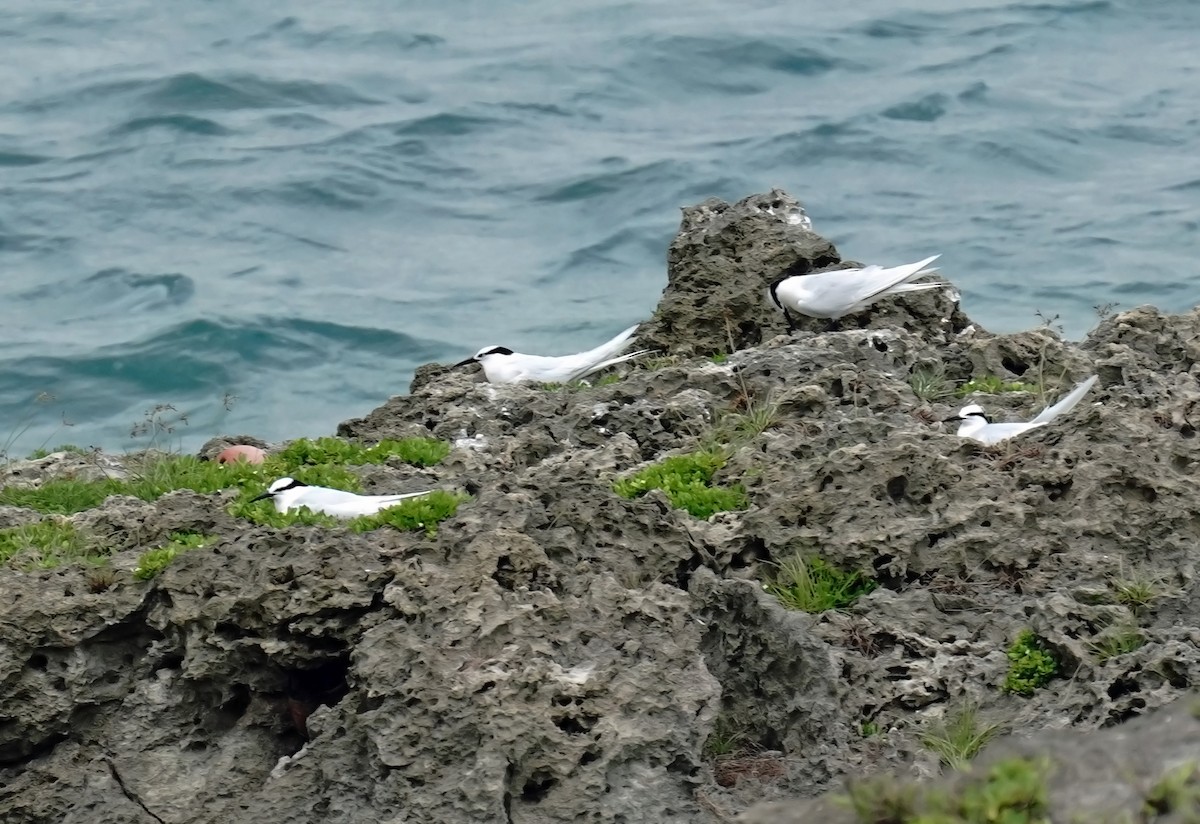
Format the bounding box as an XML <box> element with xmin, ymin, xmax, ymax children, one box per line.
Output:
<box><xmin>968</xmin><ymin>421</ymin><xmax>1047</xmax><ymax>445</ymax></box>
<box><xmin>844</xmin><ymin>254</ymin><xmax>941</xmax><ymax>305</ymax></box>
<box><xmin>572</xmin><ymin>348</ymin><xmax>652</xmax><ymax>381</ymax></box>
<box><xmin>1029</xmin><ymin>375</ymin><xmax>1099</xmax><ymax>425</ymax></box>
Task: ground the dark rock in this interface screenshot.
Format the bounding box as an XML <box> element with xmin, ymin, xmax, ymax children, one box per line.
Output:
<box><xmin>4</xmin><ymin>192</ymin><xmax>1200</xmax><ymax>823</ymax></box>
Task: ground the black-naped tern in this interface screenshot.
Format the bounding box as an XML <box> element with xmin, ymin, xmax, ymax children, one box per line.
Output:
<box><xmin>453</xmin><ymin>324</ymin><xmax>650</xmax><ymax>384</ymax></box>
<box><xmin>945</xmin><ymin>375</ymin><xmax>1099</xmax><ymax>445</ymax></box>
<box><xmin>769</xmin><ymin>254</ymin><xmax>945</xmax><ymax>331</ymax></box>
<box><xmin>250</xmin><ymin>477</ymin><xmax>433</xmax><ymax>518</ymax></box>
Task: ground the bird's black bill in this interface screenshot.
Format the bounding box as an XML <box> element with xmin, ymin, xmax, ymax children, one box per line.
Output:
<box><xmin>453</xmin><ymin>357</ymin><xmax>477</xmax><ymax>368</ymax></box>
<box><xmin>249</xmin><ymin>492</ymin><xmax>272</xmax><ymax>502</ymax></box>
<box><xmin>941</xmin><ymin>416</ymin><xmax>962</xmax><ymax>423</ymax></box>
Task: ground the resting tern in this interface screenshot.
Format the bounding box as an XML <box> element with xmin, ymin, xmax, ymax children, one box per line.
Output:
<box><xmin>769</xmin><ymin>254</ymin><xmax>945</xmax><ymax>331</ymax></box>
<box><xmin>250</xmin><ymin>477</ymin><xmax>433</xmax><ymax>518</ymax></box>
<box><xmin>454</xmin><ymin>324</ymin><xmax>650</xmax><ymax>384</ymax></box>
<box><xmin>946</xmin><ymin>375</ymin><xmax>1099</xmax><ymax>445</ymax></box>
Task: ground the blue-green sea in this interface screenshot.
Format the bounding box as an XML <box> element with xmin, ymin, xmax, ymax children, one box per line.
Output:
<box><xmin>2</xmin><ymin>1</ymin><xmax>1198</xmax><ymax>453</ymax></box>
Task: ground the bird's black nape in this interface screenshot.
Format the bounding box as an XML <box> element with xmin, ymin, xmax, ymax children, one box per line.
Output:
<box><xmin>481</xmin><ymin>346</ymin><xmax>514</xmax><ymax>357</ymax></box>
<box><xmin>767</xmin><ymin>279</ymin><xmax>785</xmax><ymax>311</ymax></box>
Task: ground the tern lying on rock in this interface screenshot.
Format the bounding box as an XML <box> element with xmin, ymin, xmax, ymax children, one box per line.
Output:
<box><xmin>946</xmin><ymin>375</ymin><xmax>1099</xmax><ymax>445</ymax></box>
<box><xmin>251</xmin><ymin>477</ymin><xmax>432</xmax><ymax>518</ymax></box>
<box><xmin>454</xmin><ymin>324</ymin><xmax>650</xmax><ymax>384</ymax></box>
<box><xmin>769</xmin><ymin>254</ymin><xmax>946</xmax><ymax>331</ymax></box>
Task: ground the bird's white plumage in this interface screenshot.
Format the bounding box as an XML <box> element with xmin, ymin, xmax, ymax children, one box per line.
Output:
<box><xmin>952</xmin><ymin>375</ymin><xmax>1099</xmax><ymax>445</ymax></box>
<box><xmin>458</xmin><ymin>324</ymin><xmax>650</xmax><ymax>384</ymax></box>
<box><xmin>771</xmin><ymin>254</ymin><xmax>945</xmax><ymax>322</ymax></box>
<box><xmin>255</xmin><ymin>477</ymin><xmax>432</xmax><ymax>518</ymax></box>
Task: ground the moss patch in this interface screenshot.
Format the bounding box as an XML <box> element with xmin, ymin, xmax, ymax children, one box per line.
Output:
<box><xmin>133</xmin><ymin>532</ymin><xmax>216</xmax><ymax>580</ymax></box>
<box><xmin>613</xmin><ymin>451</ymin><xmax>748</xmax><ymax>519</ymax></box>
<box><xmin>349</xmin><ymin>491</ymin><xmax>469</xmax><ymax>537</ymax></box>
<box><xmin>1002</xmin><ymin>630</ymin><xmax>1059</xmax><ymax>696</ymax></box>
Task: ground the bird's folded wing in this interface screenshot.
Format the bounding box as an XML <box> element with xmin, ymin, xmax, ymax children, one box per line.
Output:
<box><xmin>1029</xmin><ymin>375</ymin><xmax>1099</xmax><ymax>424</ymax></box>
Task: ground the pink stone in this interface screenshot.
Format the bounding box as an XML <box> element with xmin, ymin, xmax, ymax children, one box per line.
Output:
<box><xmin>216</xmin><ymin>445</ymin><xmax>267</xmax><ymax>465</ymax></box>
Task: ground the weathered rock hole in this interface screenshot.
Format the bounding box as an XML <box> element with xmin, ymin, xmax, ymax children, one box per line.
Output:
<box><xmin>28</xmin><ymin>653</ymin><xmax>48</xmax><ymax>671</ymax></box>
<box><xmin>980</xmin><ymin>520</ymin><xmax>992</xmax><ymax>528</ymax></box>
<box><xmin>553</xmin><ymin>714</ymin><xmax>598</xmax><ymax>735</ymax></box>
<box><xmin>580</xmin><ymin>749</ymin><xmax>600</xmax><ymax>766</ymax></box>
<box><xmin>873</xmin><ymin>339</ymin><xmax>888</xmax><ymax>353</ymax></box>
<box><xmin>926</xmin><ymin>532</ymin><xmax>948</xmax><ymax>547</ymax></box>
<box><xmin>1044</xmin><ymin>480</ymin><xmax>1073</xmax><ymax>501</ymax></box>
<box><xmin>186</xmin><ymin>740</ymin><xmax>208</xmax><ymax>752</ymax></box>
<box><xmin>1001</xmin><ymin>357</ymin><xmax>1030</xmax><ymax>376</ymax></box>
<box><xmin>1107</xmin><ymin>678</ymin><xmax>1140</xmax><ymax>699</ymax></box>
<box><xmin>886</xmin><ymin>476</ymin><xmax>907</xmax><ymax>501</ymax></box>
<box><xmin>830</xmin><ymin>379</ymin><xmax>845</xmax><ymax>398</ymax></box>
<box><xmin>521</xmin><ymin>771</ymin><xmax>556</xmax><ymax>802</ymax></box>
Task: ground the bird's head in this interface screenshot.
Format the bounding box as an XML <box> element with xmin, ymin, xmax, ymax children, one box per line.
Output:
<box><xmin>250</xmin><ymin>477</ymin><xmax>308</xmax><ymax>502</ymax></box>
<box><xmin>944</xmin><ymin>404</ymin><xmax>990</xmax><ymax>424</ymax></box>
<box><xmin>454</xmin><ymin>346</ymin><xmax>513</xmax><ymax>369</ymax></box>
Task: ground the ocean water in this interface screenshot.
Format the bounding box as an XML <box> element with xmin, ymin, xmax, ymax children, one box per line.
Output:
<box><xmin>2</xmin><ymin>0</ymin><xmax>1198</xmax><ymax>454</ymax></box>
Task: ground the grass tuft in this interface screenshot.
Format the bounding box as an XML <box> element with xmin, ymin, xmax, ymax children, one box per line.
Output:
<box><xmin>1089</xmin><ymin>624</ymin><xmax>1145</xmax><ymax>664</ymax></box>
<box><xmin>0</xmin><ymin>520</ymin><xmax>101</xmax><ymax>569</ymax></box>
<box><xmin>909</xmin><ymin>364</ymin><xmax>956</xmax><ymax>403</ymax></box>
<box><xmin>277</xmin><ymin>436</ymin><xmax>451</xmax><ymax>468</ymax></box>
<box><xmin>1109</xmin><ymin>569</ymin><xmax>1170</xmax><ymax>616</ymax></box>
<box><xmin>1002</xmin><ymin>630</ymin><xmax>1059</xmax><ymax>696</ymax></box>
<box><xmin>840</xmin><ymin>756</ymin><xmax>1049</xmax><ymax>823</ymax></box>
<box><xmin>349</xmin><ymin>491</ymin><xmax>469</xmax><ymax>537</ymax></box>
<box><xmin>133</xmin><ymin>532</ymin><xmax>215</xmax><ymax>580</ymax></box>
<box><xmin>613</xmin><ymin>450</ymin><xmax>748</xmax><ymax>519</ymax></box>
<box><xmin>919</xmin><ymin>702</ymin><xmax>1005</xmax><ymax>771</ymax></box>
<box><xmin>0</xmin><ymin>478</ymin><xmax>126</xmax><ymax>514</ymax></box>
<box><xmin>1144</xmin><ymin>762</ymin><xmax>1200</xmax><ymax>819</ymax></box>
<box><xmin>764</xmin><ymin>553</ymin><xmax>876</xmax><ymax>613</ymax></box>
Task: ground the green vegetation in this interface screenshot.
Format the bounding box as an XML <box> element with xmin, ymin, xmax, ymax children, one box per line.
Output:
<box><xmin>1144</xmin><ymin>762</ymin><xmax>1200</xmax><ymax>819</ymax></box>
<box><xmin>764</xmin><ymin>553</ymin><xmax>876</xmax><ymax>613</ymax></box>
<box><xmin>1089</xmin><ymin>624</ymin><xmax>1145</xmax><ymax>664</ymax></box>
<box><xmin>919</xmin><ymin>703</ymin><xmax>1006</xmax><ymax>771</ymax></box>
<box><xmin>1002</xmin><ymin>631</ymin><xmax>1059</xmax><ymax>696</ymax></box>
<box><xmin>348</xmin><ymin>491</ymin><xmax>470</xmax><ymax>537</ymax></box>
<box><xmin>843</xmin><ymin>757</ymin><xmax>1050</xmax><ymax>823</ymax></box>
<box><xmin>710</xmin><ymin>352</ymin><xmax>729</xmax><ymax>365</ymax></box>
<box><xmin>1109</xmin><ymin>569</ymin><xmax>1170</xmax><ymax>616</ymax></box>
<box><xmin>276</xmin><ymin>436</ymin><xmax>451</xmax><ymax>468</ymax></box>
<box><xmin>0</xmin><ymin>520</ymin><xmax>100</xmax><ymax>569</ymax></box>
<box><xmin>613</xmin><ymin>450</ymin><xmax>748</xmax><ymax>518</ymax></box>
<box><xmin>133</xmin><ymin>532</ymin><xmax>215</xmax><ymax>580</ymax></box>
<box><xmin>0</xmin><ymin>436</ymin><xmax>450</xmax><ymax>517</ymax></box>
<box><xmin>702</xmin><ymin>716</ymin><xmax>749</xmax><ymax>759</ymax></box>
<box><xmin>860</xmin><ymin>721</ymin><xmax>881</xmax><ymax>738</ymax></box>
<box><xmin>0</xmin><ymin>478</ymin><xmax>124</xmax><ymax>515</ymax></box>
<box><xmin>910</xmin><ymin>365</ymin><xmax>956</xmax><ymax>403</ymax></box>
<box><xmin>957</xmin><ymin>376</ymin><xmax>1040</xmax><ymax>397</ymax></box>
<box><xmin>714</xmin><ymin>396</ymin><xmax>783</xmax><ymax>442</ymax></box>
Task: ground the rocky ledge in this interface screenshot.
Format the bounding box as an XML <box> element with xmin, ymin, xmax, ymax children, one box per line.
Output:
<box><xmin>3</xmin><ymin>190</ymin><xmax>1200</xmax><ymax>823</ymax></box>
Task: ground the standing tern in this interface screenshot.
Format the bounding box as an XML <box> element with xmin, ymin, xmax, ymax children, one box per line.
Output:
<box><xmin>946</xmin><ymin>375</ymin><xmax>1099</xmax><ymax>445</ymax></box>
<box><xmin>250</xmin><ymin>477</ymin><xmax>433</xmax><ymax>518</ymax></box>
<box><xmin>769</xmin><ymin>254</ymin><xmax>945</xmax><ymax>331</ymax></box>
<box><xmin>454</xmin><ymin>324</ymin><xmax>650</xmax><ymax>384</ymax></box>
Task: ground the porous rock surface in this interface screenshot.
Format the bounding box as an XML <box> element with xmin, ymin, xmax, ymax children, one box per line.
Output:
<box><xmin>2</xmin><ymin>191</ymin><xmax>1200</xmax><ymax>823</ymax></box>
